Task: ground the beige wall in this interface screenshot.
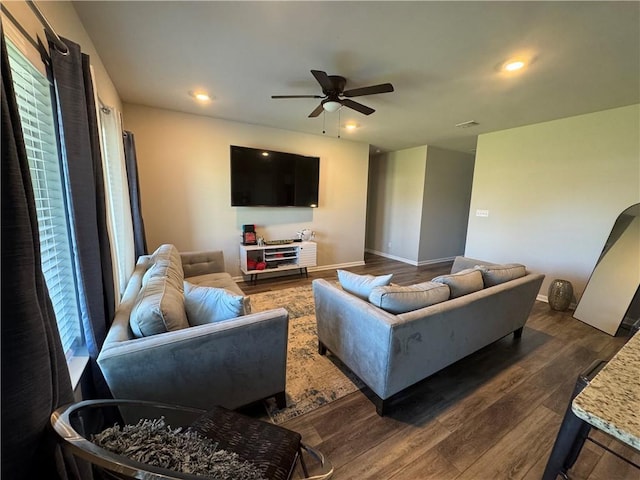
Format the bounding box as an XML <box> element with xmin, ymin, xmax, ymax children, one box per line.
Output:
<box><xmin>419</xmin><ymin>146</ymin><xmax>475</xmax><ymax>263</ymax></box>
<box><xmin>2</xmin><ymin>0</ymin><xmax>121</xmax><ymax>110</ymax></box>
<box><xmin>122</xmin><ymin>103</ymin><xmax>370</xmax><ymax>277</ymax></box>
<box><xmin>366</xmin><ymin>146</ymin><xmax>428</xmax><ymax>263</ymax></box>
<box><xmin>466</xmin><ymin>104</ymin><xmax>640</xmax><ymax>300</ymax></box>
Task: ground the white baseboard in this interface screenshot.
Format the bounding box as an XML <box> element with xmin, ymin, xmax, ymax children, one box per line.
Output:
<box><xmin>232</xmin><ymin>261</ymin><xmax>365</xmax><ymax>283</ymax></box>
<box><xmin>364</xmin><ymin>249</ymin><xmax>417</xmax><ymax>265</ymax></box>
<box><xmin>536</xmin><ymin>294</ymin><xmax>577</xmax><ymax>310</ymax></box>
<box><xmin>365</xmin><ymin>249</ymin><xmax>456</xmax><ymax>267</ymax></box>
<box><xmin>309</xmin><ymin>261</ymin><xmax>366</xmax><ymax>271</ymax></box>
<box><xmin>417</xmin><ymin>256</ymin><xmax>457</xmax><ymax>266</ymax></box>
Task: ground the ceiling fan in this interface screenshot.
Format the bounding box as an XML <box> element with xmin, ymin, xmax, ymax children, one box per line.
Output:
<box><xmin>272</xmin><ymin>70</ymin><xmax>394</xmax><ymax>117</ymax></box>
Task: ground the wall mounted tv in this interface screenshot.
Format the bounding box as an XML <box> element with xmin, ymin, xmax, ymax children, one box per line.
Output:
<box><xmin>230</xmin><ymin>145</ymin><xmax>320</xmax><ymax>207</ymax></box>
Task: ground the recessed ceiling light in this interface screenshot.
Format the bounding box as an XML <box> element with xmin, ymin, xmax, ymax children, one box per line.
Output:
<box><xmin>261</xmin><ymin>151</ymin><xmax>269</xmax><ymax>157</ymax></box>
<box><xmin>344</xmin><ymin>123</ymin><xmax>358</xmax><ymax>131</ymax></box>
<box><xmin>503</xmin><ymin>60</ymin><xmax>526</xmax><ymax>72</ymax></box>
<box><xmin>189</xmin><ymin>90</ymin><xmax>211</xmax><ymax>102</ymax></box>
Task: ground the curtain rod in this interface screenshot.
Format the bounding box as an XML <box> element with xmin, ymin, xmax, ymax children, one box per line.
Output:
<box><xmin>1</xmin><ymin>3</ymin><xmax>40</xmax><ymax>53</ymax></box>
<box><xmin>25</xmin><ymin>0</ymin><xmax>68</xmax><ymax>55</ymax></box>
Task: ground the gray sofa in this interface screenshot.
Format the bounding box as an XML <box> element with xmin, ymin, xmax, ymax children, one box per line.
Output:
<box><xmin>97</xmin><ymin>244</ymin><xmax>289</xmax><ymax>410</ymax></box>
<box><xmin>313</xmin><ymin>256</ymin><xmax>545</xmax><ymax>415</ymax></box>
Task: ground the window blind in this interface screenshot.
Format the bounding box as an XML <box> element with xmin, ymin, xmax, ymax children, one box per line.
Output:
<box><xmin>7</xmin><ymin>39</ymin><xmax>83</xmax><ymax>360</ymax></box>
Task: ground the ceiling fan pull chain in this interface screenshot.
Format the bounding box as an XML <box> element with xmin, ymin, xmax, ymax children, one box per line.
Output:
<box><xmin>322</xmin><ymin>111</ymin><xmax>326</xmax><ymax>135</ymax></box>
<box><xmin>338</xmin><ymin>108</ymin><xmax>341</xmax><ymax>139</ymax></box>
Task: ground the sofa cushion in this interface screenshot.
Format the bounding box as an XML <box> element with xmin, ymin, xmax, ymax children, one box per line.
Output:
<box><xmin>143</xmin><ymin>258</ymin><xmax>183</xmax><ymax>290</ymax></box>
<box><xmin>337</xmin><ymin>270</ymin><xmax>393</xmax><ymax>300</ymax></box>
<box><xmin>151</xmin><ymin>244</ymin><xmax>185</xmax><ymax>276</ymax></box>
<box><xmin>432</xmin><ymin>268</ymin><xmax>484</xmax><ymax>298</ymax></box>
<box><xmin>188</xmin><ymin>272</ymin><xmax>242</xmax><ymax>293</ymax></box>
<box><xmin>369</xmin><ymin>281</ymin><xmax>450</xmax><ymax>314</ymax></box>
<box><xmin>475</xmin><ymin>263</ymin><xmax>526</xmax><ymax>287</ymax></box>
<box><xmin>183</xmin><ymin>282</ymin><xmax>246</xmax><ymax>325</ymax></box>
<box><xmin>142</xmin><ymin>244</ymin><xmax>185</xmax><ymax>287</ymax></box>
<box><xmin>130</xmin><ymin>275</ymin><xmax>188</xmax><ymax>337</ymax></box>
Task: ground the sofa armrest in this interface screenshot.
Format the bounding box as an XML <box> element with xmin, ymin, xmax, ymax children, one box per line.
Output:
<box><xmin>313</xmin><ymin>279</ymin><xmax>395</xmax><ymax>398</ymax></box>
<box><xmin>97</xmin><ymin>308</ymin><xmax>289</xmax><ymax>410</ymax></box>
<box><xmin>181</xmin><ymin>250</ymin><xmax>225</xmax><ymax>277</ymax></box>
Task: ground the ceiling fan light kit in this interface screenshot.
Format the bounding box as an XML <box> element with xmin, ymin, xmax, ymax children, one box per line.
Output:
<box><xmin>272</xmin><ymin>69</ymin><xmax>394</xmax><ymax>118</ymax></box>
<box><xmin>322</xmin><ymin>100</ymin><xmax>342</xmax><ymax>112</ymax></box>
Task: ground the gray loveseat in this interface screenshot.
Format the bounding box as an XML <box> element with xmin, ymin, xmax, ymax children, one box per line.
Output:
<box><xmin>313</xmin><ymin>256</ymin><xmax>545</xmax><ymax>415</ymax></box>
<box><xmin>97</xmin><ymin>244</ymin><xmax>289</xmax><ymax>410</ymax></box>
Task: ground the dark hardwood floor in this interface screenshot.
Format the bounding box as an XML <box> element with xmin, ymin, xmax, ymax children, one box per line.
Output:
<box><xmin>238</xmin><ymin>253</ymin><xmax>639</xmax><ymax>480</ymax></box>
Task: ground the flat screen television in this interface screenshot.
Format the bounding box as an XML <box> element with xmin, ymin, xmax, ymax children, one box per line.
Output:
<box><xmin>230</xmin><ymin>145</ymin><xmax>320</xmax><ymax>207</ymax></box>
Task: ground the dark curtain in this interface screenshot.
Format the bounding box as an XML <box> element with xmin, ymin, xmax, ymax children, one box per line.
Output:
<box><xmin>82</xmin><ymin>54</ymin><xmax>116</xmax><ymax>330</ymax></box>
<box><xmin>1</xmin><ymin>29</ymin><xmax>83</xmax><ymax>480</ymax></box>
<box><xmin>47</xmin><ymin>32</ymin><xmax>114</xmax><ymax>399</ymax></box>
<box><xmin>123</xmin><ymin>131</ymin><xmax>148</xmax><ymax>257</ymax></box>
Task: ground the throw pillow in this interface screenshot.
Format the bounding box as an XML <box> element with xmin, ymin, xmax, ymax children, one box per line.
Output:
<box><xmin>185</xmin><ymin>273</ymin><xmax>252</xmax><ymax>315</ymax></box>
<box><xmin>337</xmin><ymin>270</ymin><xmax>393</xmax><ymax>300</ymax></box>
<box><xmin>130</xmin><ymin>275</ymin><xmax>189</xmax><ymax>337</ymax></box>
<box><xmin>369</xmin><ymin>281</ymin><xmax>450</xmax><ymax>314</ymax></box>
<box><xmin>432</xmin><ymin>268</ymin><xmax>484</xmax><ymax>299</ymax></box>
<box><xmin>184</xmin><ymin>282</ymin><xmax>247</xmax><ymax>326</ymax></box>
<box><xmin>475</xmin><ymin>263</ymin><xmax>526</xmax><ymax>287</ymax></box>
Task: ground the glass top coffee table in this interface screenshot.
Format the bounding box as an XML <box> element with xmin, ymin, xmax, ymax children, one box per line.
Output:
<box><xmin>51</xmin><ymin>399</ymin><xmax>332</xmax><ymax>480</ymax></box>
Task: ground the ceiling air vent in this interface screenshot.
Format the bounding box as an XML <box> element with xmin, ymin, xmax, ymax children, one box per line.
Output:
<box><xmin>455</xmin><ymin>120</ymin><xmax>479</xmax><ymax>128</ymax></box>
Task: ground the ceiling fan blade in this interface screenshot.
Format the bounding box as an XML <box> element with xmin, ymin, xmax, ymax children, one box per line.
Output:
<box><xmin>308</xmin><ymin>103</ymin><xmax>325</xmax><ymax>118</ymax></box>
<box><xmin>272</xmin><ymin>95</ymin><xmax>323</xmax><ymax>99</ymax></box>
<box><xmin>311</xmin><ymin>70</ymin><xmax>334</xmax><ymax>92</ymax></box>
<box><xmin>341</xmin><ymin>99</ymin><xmax>375</xmax><ymax>115</ymax></box>
<box><xmin>343</xmin><ymin>83</ymin><xmax>394</xmax><ymax>97</ymax></box>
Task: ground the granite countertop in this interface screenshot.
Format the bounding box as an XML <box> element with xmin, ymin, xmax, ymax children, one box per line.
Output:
<box><xmin>572</xmin><ymin>331</ymin><xmax>640</xmax><ymax>451</ymax></box>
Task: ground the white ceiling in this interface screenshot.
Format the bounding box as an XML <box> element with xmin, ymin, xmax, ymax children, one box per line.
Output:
<box><xmin>72</xmin><ymin>1</ymin><xmax>640</xmax><ymax>153</ymax></box>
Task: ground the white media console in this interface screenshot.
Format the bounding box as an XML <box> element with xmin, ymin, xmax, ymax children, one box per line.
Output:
<box><xmin>239</xmin><ymin>241</ymin><xmax>317</xmax><ymax>284</ymax></box>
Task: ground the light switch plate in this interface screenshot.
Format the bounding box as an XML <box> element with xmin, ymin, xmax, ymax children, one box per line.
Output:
<box><xmin>476</xmin><ymin>209</ymin><xmax>489</xmax><ymax>217</ymax></box>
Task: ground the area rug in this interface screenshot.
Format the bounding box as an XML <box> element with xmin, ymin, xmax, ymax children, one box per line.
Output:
<box><xmin>249</xmin><ymin>284</ymin><xmax>365</xmax><ymax>424</ymax></box>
